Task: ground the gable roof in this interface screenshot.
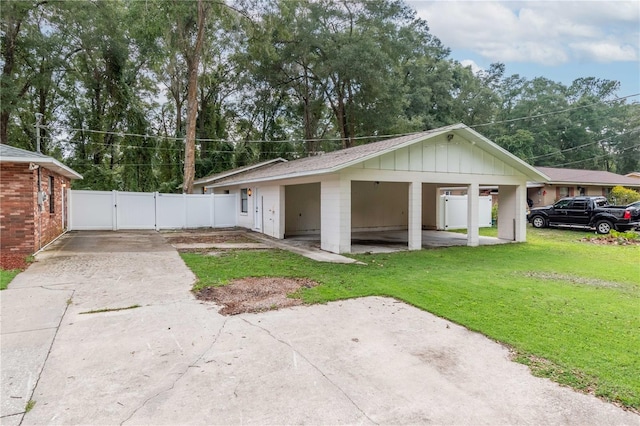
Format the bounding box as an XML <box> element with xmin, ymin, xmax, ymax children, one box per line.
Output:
<box><xmin>193</xmin><ymin>157</ymin><xmax>287</xmax><ymax>187</ymax></box>
<box><xmin>625</xmin><ymin>172</ymin><xmax>640</xmax><ymax>179</ymax></box>
<box><xmin>535</xmin><ymin>167</ymin><xmax>640</xmax><ymax>188</ymax></box>
<box><xmin>0</xmin><ymin>144</ymin><xmax>82</xmax><ymax>180</ymax></box>
<box><xmin>208</xmin><ymin>123</ymin><xmax>548</xmax><ymax>187</ymax></box>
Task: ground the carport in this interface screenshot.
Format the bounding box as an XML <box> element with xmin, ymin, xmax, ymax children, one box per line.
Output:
<box><xmin>208</xmin><ymin>123</ymin><xmax>549</xmax><ymax>254</ymax></box>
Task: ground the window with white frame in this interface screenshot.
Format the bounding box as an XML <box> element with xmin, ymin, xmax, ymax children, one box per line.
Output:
<box><xmin>240</xmin><ymin>188</ymin><xmax>248</xmax><ymax>213</ymax></box>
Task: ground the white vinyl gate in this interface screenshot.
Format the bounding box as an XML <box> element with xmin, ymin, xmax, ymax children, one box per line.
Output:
<box><xmin>68</xmin><ymin>190</ymin><xmax>237</xmax><ymax>231</ymax></box>
<box><xmin>438</xmin><ymin>194</ymin><xmax>493</xmax><ymax>230</ymax></box>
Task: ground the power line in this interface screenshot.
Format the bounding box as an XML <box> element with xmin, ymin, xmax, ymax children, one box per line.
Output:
<box><xmin>549</xmin><ymin>144</ymin><xmax>640</xmax><ymax>168</ymax></box>
<box><xmin>469</xmin><ymin>93</ymin><xmax>640</xmax><ymax>129</ymax></box>
<box><xmin>42</xmin><ymin>92</ymin><xmax>640</xmax><ymax>145</ymax></box>
<box><xmin>526</xmin><ymin>127</ymin><xmax>640</xmax><ymax>161</ymax></box>
<box><xmin>44</xmin><ymin>124</ymin><xmax>416</xmax><ymax>144</ymax></box>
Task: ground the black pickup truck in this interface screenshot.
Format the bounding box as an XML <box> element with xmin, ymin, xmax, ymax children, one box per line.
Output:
<box><xmin>527</xmin><ymin>196</ymin><xmax>640</xmax><ymax>234</ymax></box>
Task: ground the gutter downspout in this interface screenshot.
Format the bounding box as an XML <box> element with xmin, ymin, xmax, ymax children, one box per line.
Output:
<box><xmin>36</xmin><ymin>113</ymin><xmax>43</xmax><ymax>250</ymax></box>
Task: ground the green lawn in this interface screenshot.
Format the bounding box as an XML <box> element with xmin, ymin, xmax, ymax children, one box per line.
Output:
<box><xmin>181</xmin><ymin>227</ymin><xmax>640</xmax><ymax>410</ymax></box>
<box><xmin>0</xmin><ymin>269</ymin><xmax>21</xmax><ymax>290</ymax></box>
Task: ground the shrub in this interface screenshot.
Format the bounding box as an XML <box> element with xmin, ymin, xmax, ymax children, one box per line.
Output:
<box><xmin>609</xmin><ymin>186</ymin><xmax>640</xmax><ymax>205</ymax></box>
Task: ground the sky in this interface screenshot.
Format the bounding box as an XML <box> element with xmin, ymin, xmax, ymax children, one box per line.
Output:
<box><xmin>407</xmin><ymin>1</ymin><xmax>640</xmax><ymax>98</ymax></box>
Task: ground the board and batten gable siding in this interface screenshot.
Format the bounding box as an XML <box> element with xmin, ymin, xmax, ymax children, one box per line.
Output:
<box><xmin>354</xmin><ymin>135</ymin><xmax>517</xmax><ymax>177</ymax></box>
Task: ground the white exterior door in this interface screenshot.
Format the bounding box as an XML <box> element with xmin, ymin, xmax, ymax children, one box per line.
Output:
<box><xmin>253</xmin><ymin>188</ymin><xmax>262</xmax><ymax>230</ymax></box>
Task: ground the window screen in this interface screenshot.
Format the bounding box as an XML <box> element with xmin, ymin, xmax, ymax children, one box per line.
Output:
<box><xmin>49</xmin><ymin>176</ymin><xmax>55</xmax><ymax>213</ymax></box>
<box><xmin>240</xmin><ymin>188</ymin><xmax>248</xmax><ymax>213</ymax></box>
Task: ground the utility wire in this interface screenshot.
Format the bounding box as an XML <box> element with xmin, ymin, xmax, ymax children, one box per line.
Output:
<box><xmin>549</xmin><ymin>144</ymin><xmax>640</xmax><ymax>168</ymax></box>
<box><xmin>43</xmin><ymin>92</ymin><xmax>640</xmax><ymax>145</ymax></box>
<box><xmin>526</xmin><ymin>127</ymin><xmax>640</xmax><ymax>161</ymax></box>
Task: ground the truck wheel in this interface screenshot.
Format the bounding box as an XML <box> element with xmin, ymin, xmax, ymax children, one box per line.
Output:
<box><xmin>595</xmin><ymin>220</ymin><xmax>613</xmax><ymax>234</ymax></box>
<box><xmin>531</xmin><ymin>215</ymin><xmax>547</xmax><ymax>228</ymax></box>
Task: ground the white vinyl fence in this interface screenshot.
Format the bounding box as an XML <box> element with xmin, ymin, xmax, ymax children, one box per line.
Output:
<box><xmin>438</xmin><ymin>194</ymin><xmax>493</xmax><ymax>230</ymax></box>
<box><xmin>68</xmin><ymin>190</ymin><xmax>237</xmax><ymax>231</ymax></box>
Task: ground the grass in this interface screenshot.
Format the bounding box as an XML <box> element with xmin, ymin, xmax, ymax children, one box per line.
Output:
<box><xmin>181</xmin><ymin>227</ymin><xmax>640</xmax><ymax>410</ymax></box>
<box><xmin>0</xmin><ymin>270</ymin><xmax>21</xmax><ymax>290</ymax></box>
<box><xmin>79</xmin><ymin>305</ymin><xmax>141</xmax><ymax>314</ymax></box>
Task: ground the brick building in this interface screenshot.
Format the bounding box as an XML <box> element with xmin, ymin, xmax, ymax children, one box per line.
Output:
<box><xmin>0</xmin><ymin>144</ymin><xmax>82</xmax><ymax>254</ymax></box>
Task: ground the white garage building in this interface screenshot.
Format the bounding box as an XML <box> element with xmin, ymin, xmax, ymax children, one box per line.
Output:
<box><xmin>206</xmin><ymin>123</ymin><xmax>548</xmax><ymax>254</ymax></box>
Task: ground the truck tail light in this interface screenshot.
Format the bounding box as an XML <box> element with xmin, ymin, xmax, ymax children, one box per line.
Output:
<box><xmin>623</xmin><ymin>210</ymin><xmax>631</xmax><ymax>220</ymax></box>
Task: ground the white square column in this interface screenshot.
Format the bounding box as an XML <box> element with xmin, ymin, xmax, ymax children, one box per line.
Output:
<box><xmin>408</xmin><ymin>181</ymin><xmax>422</xmax><ymax>250</ymax></box>
<box><xmin>276</xmin><ymin>185</ymin><xmax>286</xmax><ymax>239</ymax></box>
<box><xmin>498</xmin><ymin>184</ymin><xmax>527</xmax><ymax>242</ymax></box>
<box><xmin>467</xmin><ymin>182</ymin><xmax>480</xmax><ymax>246</ymax></box>
<box><xmin>321</xmin><ymin>176</ymin><xmax>351</xmax><ymax>254</ymax></box>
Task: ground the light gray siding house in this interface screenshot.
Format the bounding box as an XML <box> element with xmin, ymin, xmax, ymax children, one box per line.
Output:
<box><xmin>205</xmin><ymin>123</ymin><xmax>548</xmax><ymax>254</ymax></box>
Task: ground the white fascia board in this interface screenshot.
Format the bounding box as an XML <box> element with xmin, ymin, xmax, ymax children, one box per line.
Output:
<box><xmin>456</xmin><ymin>126</ymin><xmax>550</xmax><ymax>182</ymax></box>
<box><xmin>208</xmin><ymin>123</ymin><xmax>550</xmax><ymax>188</ymax></box>
<box><xmin>1</xmin><ymin>156</ymin><xmax>83</xmax><ymax>179</ymax></box>
<box><xmin>325</xmin><ymin>126</ymin><xmax>458</xmax><ymax>172</ymax></box>
<box><xmin>208</xmin><ymin>127</ymin><xmax>459</xmax><ymax>188</ymax></box>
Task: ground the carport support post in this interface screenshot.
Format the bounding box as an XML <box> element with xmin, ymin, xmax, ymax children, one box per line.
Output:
<box><xmin>408</xmin><ymin>181</ymin><xmax>422</xmax><ymax>250</ymax></box>
<box><xmin>498</xmin><ymin>184</ymin><xmax>526</xmax><ymax>242</ymax></box>
<box><xmin>467</xmin><ymin>182</ymin><xmax>479</xmax><ymax>246</ymax></box>
<box><xmin>321</xmin><ymin>176</ymin><xmax>351</xmax><ymax>254</ymax></box>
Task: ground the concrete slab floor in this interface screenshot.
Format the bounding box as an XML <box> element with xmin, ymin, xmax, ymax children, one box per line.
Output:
<box><xmin>285</xmin><ymin>229</ymin><xmax>512</xmax><ymax>254</ymax></box>
<box><xmin>1</xmin><ymin>231</ymin><xmax>637</xmax><ymax>425</ymax></box>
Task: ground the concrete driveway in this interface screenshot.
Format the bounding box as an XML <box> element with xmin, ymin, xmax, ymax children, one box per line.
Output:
<box><xmin>1</xmin><ymin>231</ymin><xmax>637</xmax><ymax>425</ymax></box>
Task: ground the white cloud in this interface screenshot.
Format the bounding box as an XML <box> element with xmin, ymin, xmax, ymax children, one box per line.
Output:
<box><xmin>570</xmin><ymin>41</ymin><xmax>638</xmax><ymax>62</ymax></box>
<box><xmin>460</xmin><ymin>59</ymin><xmax>483</xmax><ymax>73</ymax></box>
<box><xmin>409</xmin><ymin>1</ymin><xmax>640</xmax><ymax>65</ymax></box>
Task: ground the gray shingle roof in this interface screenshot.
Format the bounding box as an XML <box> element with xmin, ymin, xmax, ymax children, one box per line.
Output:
<box><xmin>194</xmin><ymin>157</ymin><xmax>287</xmax><ymax>186</ymax></box>
<box><xmin>535</xmin><ymin>167</ymin><xmax>640</xmax><ymax>187</ymax></box>
<box><xmin>0</xmin><ymin>143</ymin><xmax>82</xmax><ymax>179</ymax></box>
<box><xmin>210</xmin><ymin>125</ymin><xmax>461</xmax><ymax>186</ymax></box>
<box><xmin>0</xmin><ymin>144</ymin><xmax>51</xmax><ymax>159</ymax></box>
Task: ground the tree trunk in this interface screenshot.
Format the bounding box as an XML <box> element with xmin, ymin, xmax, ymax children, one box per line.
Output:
<box><xmin>0</xmin><ymin>11</ymin><xmax>23</xmax><ymax>145</ymax></box>
<box><xmin>182</xmin><ymin>0</ymin><xmax>208</xmax><ymax>194</ymax></box>
<box><xmin>183</xmin><ymin>56</ymin><xmax>199</xmax><ymax>194</ymax></box>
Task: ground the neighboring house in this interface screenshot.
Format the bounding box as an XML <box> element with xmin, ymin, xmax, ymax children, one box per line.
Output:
<box><xmin>192</xmin><ymin>158</ymin><xmax>288</xmax><ymax>194</ymax></box>
<box><xmin>204</xmin><ymin>123</ymin><xmax>548</xmax><ymax>254</ymax></box>
<box><xmin>528</xmin><ymin>167</ymin><xmax>640</xmax><ymax>208</ymax></box>
<box><xmin>625</xmin><ymin>172</ymin><xmax>640</xmax><ymax>180</ymax></box>
<box><xmin>0</xmin><ymin>144</ymin><xmax>82</xmax><ymax>254</ymax></box>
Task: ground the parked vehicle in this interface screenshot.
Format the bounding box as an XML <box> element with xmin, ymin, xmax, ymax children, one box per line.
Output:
<box><xmin>526</xmin><ymin>196</ymin><xmax>640</xmax><ymax>234</ymax></box>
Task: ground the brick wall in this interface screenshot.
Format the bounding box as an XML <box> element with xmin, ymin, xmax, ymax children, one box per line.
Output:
<box><xmin>37</xmin><ymin>168</ymin><xmax>70</xmax><ymax>250</ymax></box>
<box><xmin>0</xmin><ymin>162</ymin><xmax>70</xmax><ymax>254</ymax></box>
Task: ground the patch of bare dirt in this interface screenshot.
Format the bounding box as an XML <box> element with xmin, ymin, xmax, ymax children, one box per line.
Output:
<box><xmin>522</xmin><ymin>271</ymin><xmax>621</xmax><ymax>288</ymax></box>
<box><xmin>580</xmin><ymin>235</ymin><xmax>640</xmax><ymax>246</ymax></box>
<box><xmin>165</xmin><ymin>233</ymin><xmax>255</xmax><ymax>245</ymax></box>
<box><xmin>195</xmin><ymin>277</ymin><xmax>318</xmax><ymax>315</ymax></box>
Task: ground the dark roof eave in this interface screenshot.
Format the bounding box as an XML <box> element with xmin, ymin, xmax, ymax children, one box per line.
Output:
<box><xmin>533</xmin><ymin>180</ymin><xmax>640</xmax><ymax>187</ymax></box>
<box><xmin>207</xmin><ymin>168</ymin><xmax>334</xmax><ymax>188</ymax></box>
<box><xmin>193</xmin><ymin>157</ymin><xmax>288</xmax><ymax>186</ymax></box>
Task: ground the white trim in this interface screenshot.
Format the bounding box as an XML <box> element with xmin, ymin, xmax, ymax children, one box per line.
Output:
<box><xmin>196</xmin><ymin>158</ymin><xmax>287</xmax><ymax>186</ymax></box>
<box><xmin>1</xmin><ymin>155</ymin><xmax>83</xmax><ymax>180</ymax></box>
<box><xmin>209</xmin><ymin>124</ymin><xmax>549</xmax><ymax>188</ymax></box>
